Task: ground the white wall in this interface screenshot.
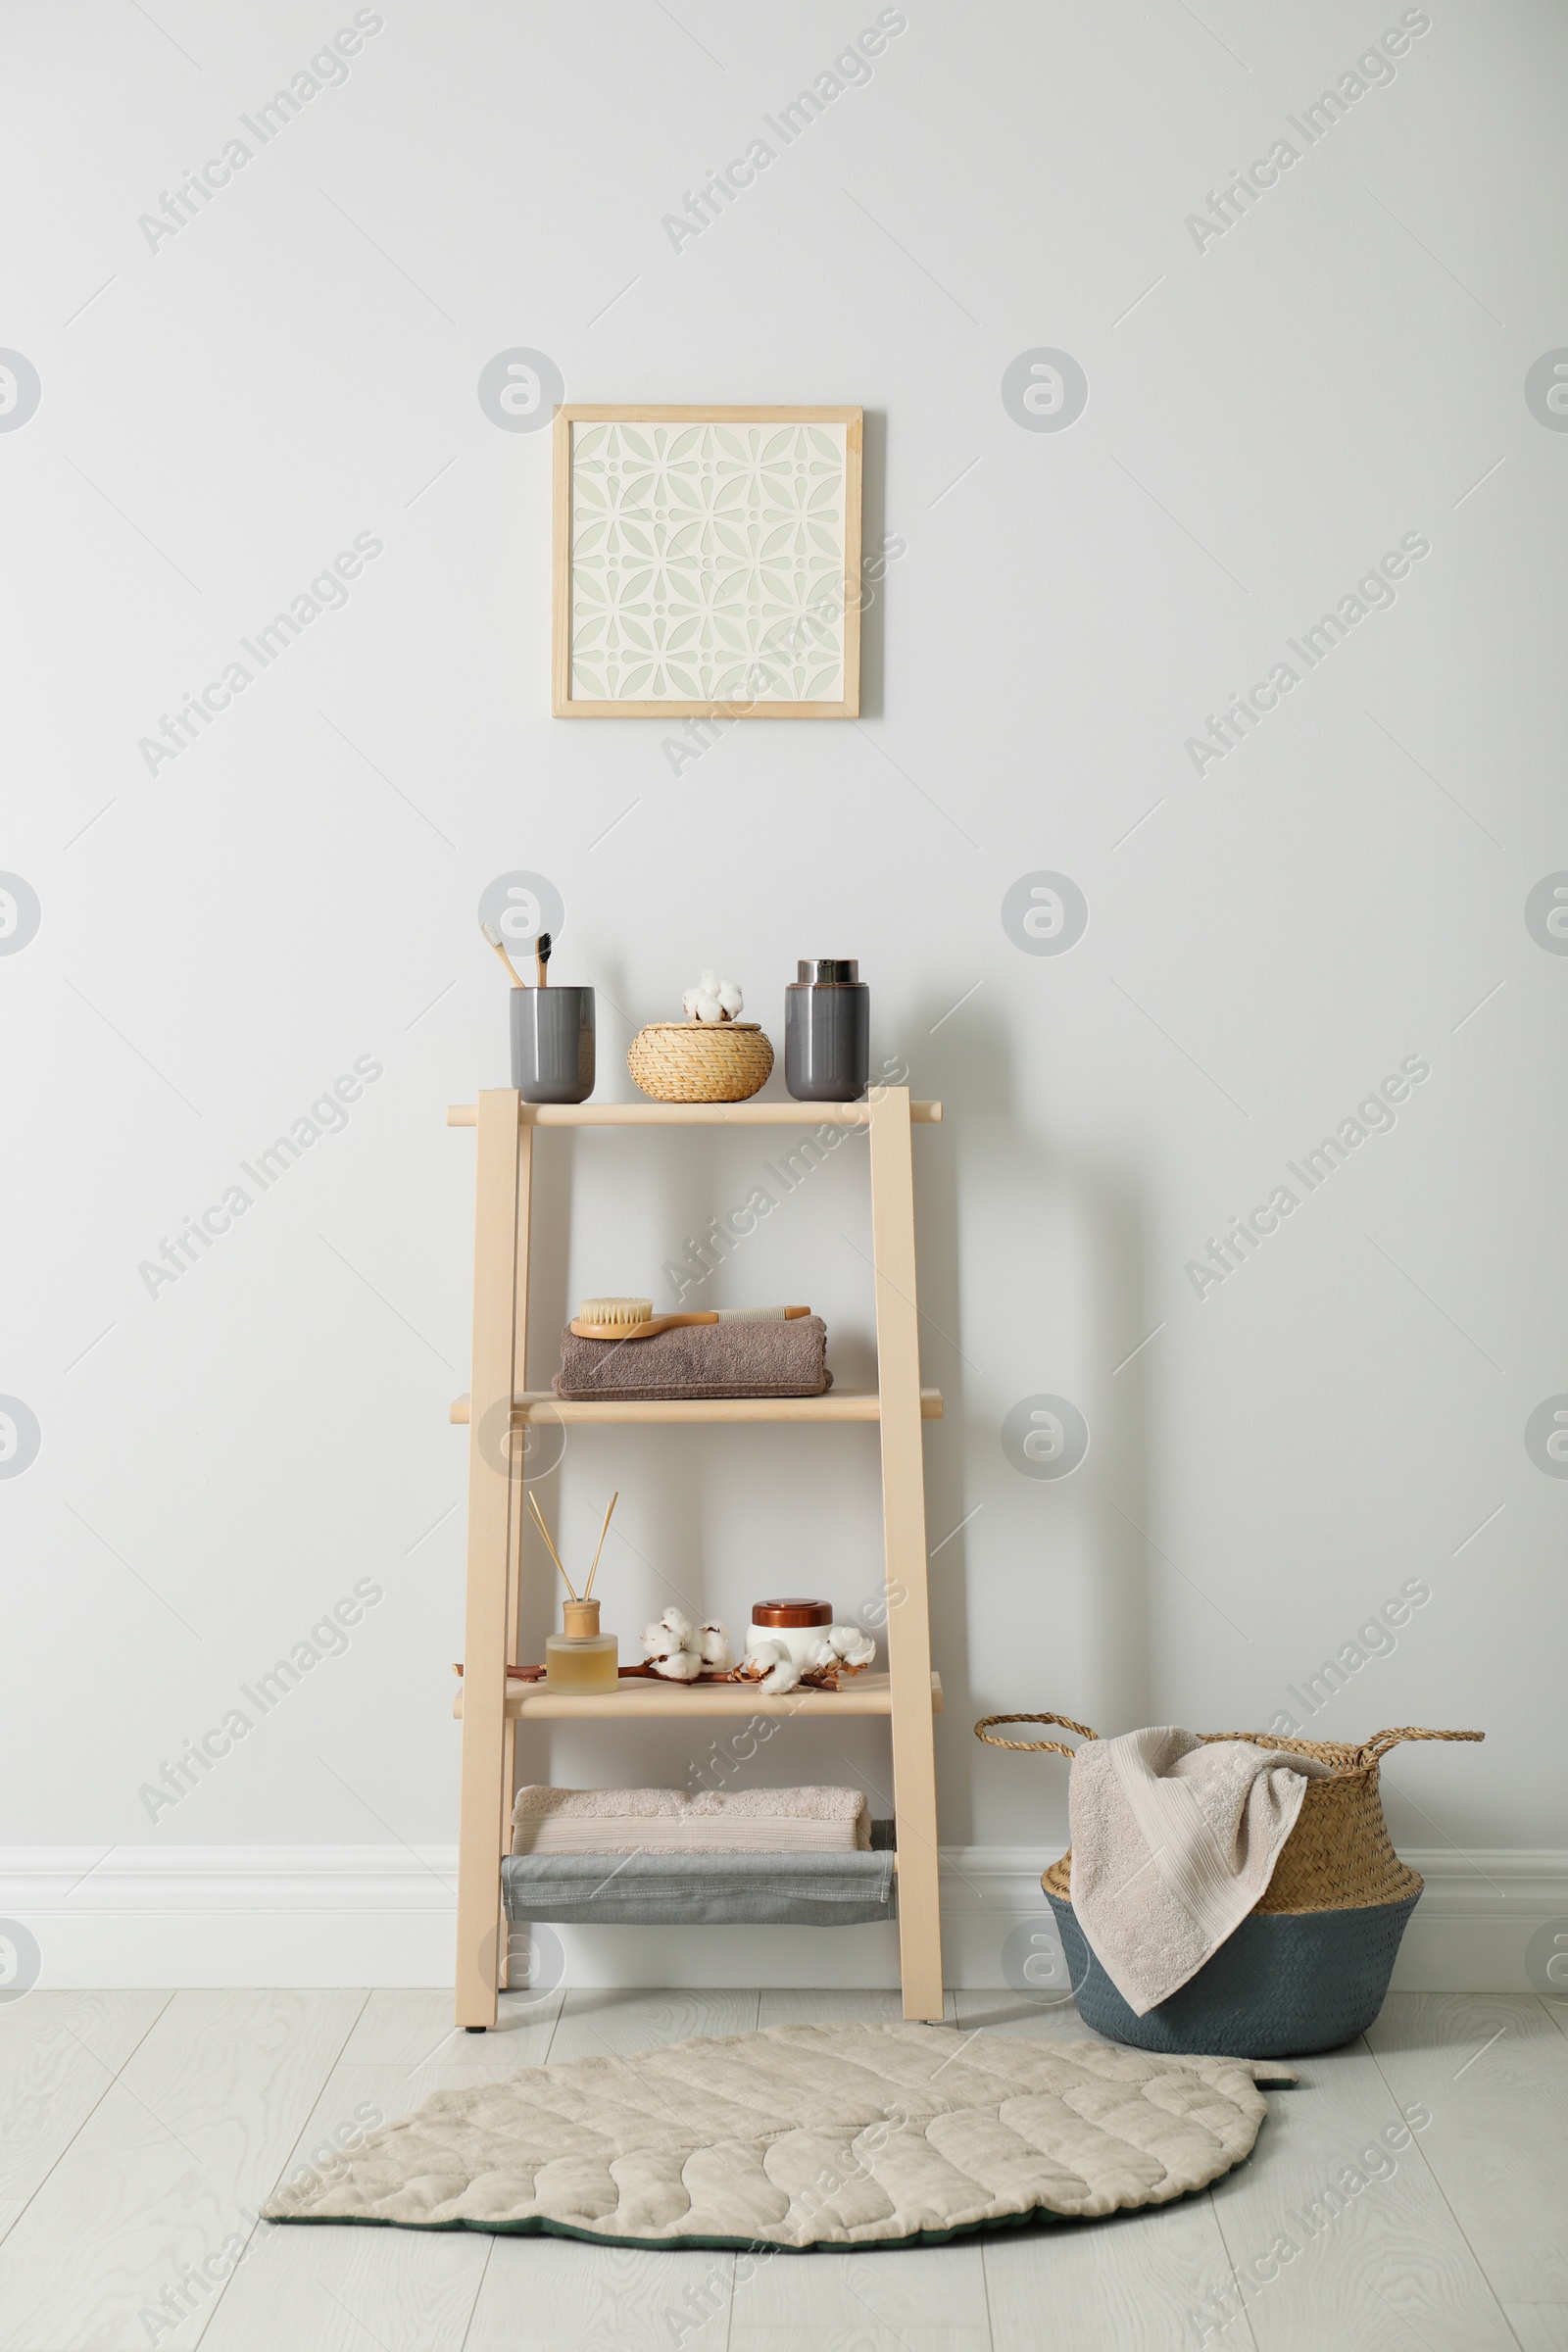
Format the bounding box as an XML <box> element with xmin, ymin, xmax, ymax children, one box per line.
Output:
<box><xmin>4</xmin><ymin>0</ymin><xmax>1564</xmax><ymax>1990</ymax></box>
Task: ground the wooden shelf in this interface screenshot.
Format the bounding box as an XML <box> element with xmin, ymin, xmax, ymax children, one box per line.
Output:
<box><xmin>448</xmin><ymin>1387</ymin><xmax>943</xmax><ymax>1426</ymax></box>
<box><xmin>449</xmin><ymin>1083</ymin><xmax>947</xmax><ymax>2027</ymax></box>
<box><xmin>447</xmin><ymin>1100</ymin><xmax>941</xmax><ymax>1128</ymax></box>
<box><xmin>453</xmin><ymin>1669</ymin><xmax>943</xmax><ymax>1722</ymax></box>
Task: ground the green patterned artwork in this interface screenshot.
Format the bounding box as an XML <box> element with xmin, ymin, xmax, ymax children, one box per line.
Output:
<box><xmin>554</xmin><ymin>407</ymin><xmax>862</xmax><ymax>717</ymax></box>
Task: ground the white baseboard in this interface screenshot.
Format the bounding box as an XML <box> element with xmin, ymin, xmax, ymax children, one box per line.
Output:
<box><xmin>3</xmin><ymin>1845</ymin><xmax>1562</xmax><ymax>1993</ymax></box>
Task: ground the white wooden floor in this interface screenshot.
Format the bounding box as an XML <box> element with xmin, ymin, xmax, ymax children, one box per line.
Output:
<box><xmin>0</xmin><ymin>1986</ymin><xmax>1562</xmax><ymax>2351</ymax></box>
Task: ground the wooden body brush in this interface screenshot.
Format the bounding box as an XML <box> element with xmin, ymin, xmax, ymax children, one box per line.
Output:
<box><xmin>571</xmin><ymin>1298</ymin><xmax>810</xmax><ymax>1341</ymax></box>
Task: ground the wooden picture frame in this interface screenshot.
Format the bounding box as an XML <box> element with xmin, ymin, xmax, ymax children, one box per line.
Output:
<box><xmin>552</xmin><ymin>404</ymin><xmax>862</xmax><ymax>718</ymax></box>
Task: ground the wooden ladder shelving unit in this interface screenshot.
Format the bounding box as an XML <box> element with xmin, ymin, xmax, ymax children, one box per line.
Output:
<box><xmin>445</xmin><ymin>1086</ymin><xmax>945</xmax><ymax>2026</ymax></box>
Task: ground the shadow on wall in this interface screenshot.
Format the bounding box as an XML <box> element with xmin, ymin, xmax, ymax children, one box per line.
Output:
<box><xmin>908</xmin><ymin>988</ymin><xmax>1153</xmax><ymax>1843</ymax></box>
<box><xmin>858</xmin><ymin>408</ymin><xmax>886</xmax><ymax>721</ymax></box>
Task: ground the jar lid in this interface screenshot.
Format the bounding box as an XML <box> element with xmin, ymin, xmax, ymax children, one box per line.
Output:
<box><xmin>752</xmin><ymin>1597</ymin><xmax>833</xmax><ymax>1626</ymax></box>
<box><xmin>795</xmin><ymin>958</ymin><xmax>859</xmax><ymax>985</ymax></box>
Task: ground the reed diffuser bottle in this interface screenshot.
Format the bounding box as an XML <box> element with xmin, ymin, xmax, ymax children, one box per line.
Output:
<box><xmin>546</xmin><ymin>1598</ymin><xmax>618</xmax><ymax>1693</ymax></box>
<box><xmin>529</xmin><ymin>1489</ymin><xmax>620</xmax><ymax>1693</ymax></box>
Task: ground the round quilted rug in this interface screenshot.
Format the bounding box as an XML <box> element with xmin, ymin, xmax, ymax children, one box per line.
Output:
<box><xmin>263</xmin><ymin>2023</ymin><xmax>1296</xmax><ymax>2250</ymax></box>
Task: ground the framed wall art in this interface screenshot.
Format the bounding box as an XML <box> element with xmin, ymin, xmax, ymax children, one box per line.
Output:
<box><xmin>552</xmin><ymin>404</ymin><xmax>862</xmax><ymax>717</ymax></box>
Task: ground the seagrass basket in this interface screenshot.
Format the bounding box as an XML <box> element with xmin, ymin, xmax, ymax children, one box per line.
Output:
<box><xmin>974</xmin><ymin>1712</ymin><xmax>1483</xmax><ymax>2055</ymax></box>
<box><xmin>627</xmin><ymin>1021</ymin><xmax>774</xmax><ymax>1102</ymax></box>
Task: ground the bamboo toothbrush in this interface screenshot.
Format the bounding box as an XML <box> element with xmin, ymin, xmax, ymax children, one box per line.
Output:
<box><xmin>571</xmin><ymin>1298</ymin><xmax>810</xmax><ymax>1341</ymax></box>
<box><xmin>480</xmin><ymin>920</ymin><xmax>524</xmax><ymax>987</ymax></box>
<box><xmin>583</xmin><ymin>1491</ymin><xmax>617</xmax><ymax>1601</ymax></box>
<box><xmin>527</xmin><ymin>1491</ymin><xmax>578</xmax><ymax>1601</ymax></box>
<box><xmin>535</xmin><ymin>930</ymin><xmax>552</xmax><ymax>988</ymax></box>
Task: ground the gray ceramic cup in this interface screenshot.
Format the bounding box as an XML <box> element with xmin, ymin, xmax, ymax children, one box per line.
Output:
<box><xmin>511</xmin><ymin>987</ymin><xmax>595</xmax><ymax>1102</ymax></box>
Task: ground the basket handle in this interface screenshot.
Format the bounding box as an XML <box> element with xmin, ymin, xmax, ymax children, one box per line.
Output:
<box><xmin>973</xmin><ymin>1711</ymin><xmax>1099</xmax><ymax>1757</ymax></box>
<box><xmin>1363</xmin><ymin>1726</ymin><xmax>1485</xmax><ymax>1761</ymax></box>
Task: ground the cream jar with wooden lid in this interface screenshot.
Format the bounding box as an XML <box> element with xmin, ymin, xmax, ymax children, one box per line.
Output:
<box><xmin>746</xmin><ymin>1597</ymin><xmax>832</xmax><ymax>1670</ymax></box>
<box><xmin>546</xmin><ymin>1598</ymin><xmax>618</xmax><ymax>1692</ymax></box>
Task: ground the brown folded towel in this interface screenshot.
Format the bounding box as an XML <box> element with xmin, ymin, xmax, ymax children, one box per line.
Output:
<box><xmin>554</xmin><ymin>1314</ymin><xmax>832</xmax><ymax>1400</ymax></box>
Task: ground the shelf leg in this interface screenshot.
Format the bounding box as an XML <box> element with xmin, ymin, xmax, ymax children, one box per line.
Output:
<box><xmin>455</xmin><ymin>1090</ymin><xmax>523</xmax><ymax>2030</ymax></box>
<box><xmin>497</xmin><ymin>1117</ymin><xmax>533</xmax><ymax>1993</ymax></box>
<box><xmin>868</xmin><ymin>1084</ymin><xmax>945</xmax><ymax>2021</ymax></box>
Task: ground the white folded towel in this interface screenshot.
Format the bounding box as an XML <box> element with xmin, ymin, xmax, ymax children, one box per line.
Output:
<box><xmin>1068</xmin><ymin>1729</ymin><xmax>1334</xmax><ymax>2016</ymax></box>
<box><xmin>510</xmin><ymin>1785</ymin><xmax>870</xmax><ymax>1856</ymax></box>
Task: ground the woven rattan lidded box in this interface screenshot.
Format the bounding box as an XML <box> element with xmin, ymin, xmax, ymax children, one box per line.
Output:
<box><xmin>627</xmin><ymin>1021</ymin><xmax>774</xmax><ymax>1102</ymax></box>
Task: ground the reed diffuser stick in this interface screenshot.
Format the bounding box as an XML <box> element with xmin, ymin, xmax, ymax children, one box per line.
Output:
<box><xmin>583</xmin><ymin>1491</ymin><xmax>617</xmax><ymax>1601</ymax></box>
<box><xmin>527</xmin><ymin>1491</ymin><xmax>577</xmax><ymax>1601</ymax></box>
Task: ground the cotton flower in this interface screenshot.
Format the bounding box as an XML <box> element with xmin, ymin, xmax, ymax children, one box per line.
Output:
<box><xmin>828</xmin><ymin>1624</ymin><xmax>876</xmax><ymax>1669</ymax></box>
<box><xmin>740</xmin><ymin>1636</ymin><xmax>800</xmax><ymax>1694</ymax></box>
<box><xmin>697</xmin><ymin>1621</ymin><xmax>734</xmax><ymax>1670</ymax></box>
<box><xmin>805</xmin><ymin>1625</ymin><xmax>877</xmax><ymax>1675</ymax></box>
<box><xmin>682</xmin><ymin>970</ymin><xmax>743</xmax><ymax>1023</ymax></box>
<box><xmin>649</xmin><ymin>1646</ymin><xmax>702</xmax><ymax>1682</ymax></box>
<box><xmin>643</xmin><ymin>1609</ymin><xmax>733</xmax><ymax>1681</ymax></box>
<box><xmin>642</xmin><ymin>1608</ymin><xmax>694</xmax><ymax>1661</ymax></box>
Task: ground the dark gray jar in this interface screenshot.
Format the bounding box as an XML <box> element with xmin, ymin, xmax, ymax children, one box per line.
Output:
<box><xmin>511</xmin><ymin>986</ymin><xmax>595</xmax><ymax>1102</ymax></box>
<box><xmin>784</xmin><ymin>959</ymin><xmax>869</xmax><ymax>1102</ymax></box>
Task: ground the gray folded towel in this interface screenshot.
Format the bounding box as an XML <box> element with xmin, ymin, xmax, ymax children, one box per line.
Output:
<box><xmin>554</xmin><ymin>1314</ymin><xmax>831</xmax><ymax>1400</ymax></box>
<box><xmin>502</xmin><ymin>1846</ymin><xmax>897</xmax><ymax>1927</ymax></box>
